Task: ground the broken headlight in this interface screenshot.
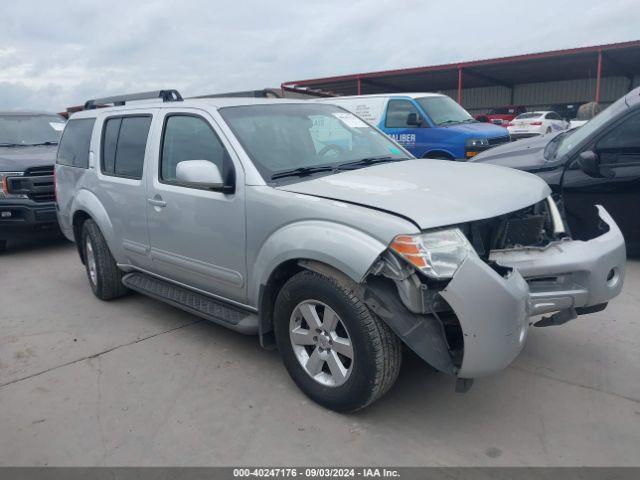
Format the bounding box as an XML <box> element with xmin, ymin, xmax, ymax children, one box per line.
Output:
<box><xmin>390</xmin><ymin>228</ymin><xmax>475</xmax><ymax>280</ymax></box>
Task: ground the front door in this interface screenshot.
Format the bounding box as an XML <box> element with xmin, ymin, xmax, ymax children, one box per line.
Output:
<box><xmin>382</xmin><ymin>99</ymin><xmax>423</xmax><ymax>156</ymax></box>
<box><xmin>563</xmin><ymin>109</ymin><xmax>640</xmax><ymax>253</ymax></box>
<box><xmin>146</xmin><ymin>110</ymin><xmax>247</xmax><ymax>303</ymax></box>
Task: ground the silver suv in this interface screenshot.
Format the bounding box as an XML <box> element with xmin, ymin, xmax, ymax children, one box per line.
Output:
<box><xmin>56</xmin><ymin>90</ymin><xmax>626</xmax><ymax>411</ymax></box>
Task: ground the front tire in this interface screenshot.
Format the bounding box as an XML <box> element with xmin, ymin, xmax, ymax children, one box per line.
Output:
<box><xmin>81</xmin><ymin>219</ymin><xmax>128</xmax><ymax>300</ymax></box>
<box><xmin>274</xmin><ymin>270</ymin><xmax>402</xmax><ymax>412</ymax></box>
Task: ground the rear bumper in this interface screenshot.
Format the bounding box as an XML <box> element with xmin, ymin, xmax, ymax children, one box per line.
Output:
<box><xmin>0</xmin><ymin>200</ymin><xmax>60</xmax><ymax>240</ymax></box>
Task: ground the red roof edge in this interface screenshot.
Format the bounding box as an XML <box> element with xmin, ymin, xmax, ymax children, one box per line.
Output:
<box><xmin>282</xmin><ymin>39</ymin><xmax>640</xmax><ymax>87</ymax></box>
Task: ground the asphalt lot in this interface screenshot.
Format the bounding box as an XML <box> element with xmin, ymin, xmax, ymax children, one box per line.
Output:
<box><xmin>1</xmin><ymin>237</ymin><xmax>639</xmax><ymax>466</ymax></box>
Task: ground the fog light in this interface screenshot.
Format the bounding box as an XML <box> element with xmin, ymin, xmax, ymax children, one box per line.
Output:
<box><xmin>1</xmin><ymin>211</ymin><xmax>11</xmax><ymax>218</ymax></box>
<box><xmin>606</xmin><ymin>268</ymin><xmax>620</xmax><ymax>288</ymax></box>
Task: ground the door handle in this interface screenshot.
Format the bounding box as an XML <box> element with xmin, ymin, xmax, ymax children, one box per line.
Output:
<box><xmin>148</xmin><ymin>197</ymin><xmax>167</xmax><ymax>208</ymax></box>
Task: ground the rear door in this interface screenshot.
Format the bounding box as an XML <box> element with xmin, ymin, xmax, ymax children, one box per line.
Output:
<box><xmin>145</xmin><ymin>108</ymin><xmax>247</xmax><ymax>303</ymax></box>
<box><xmin>94</xmin><ymin>110</ymin><xmax>155</xmax><ymax>269</ymax></box>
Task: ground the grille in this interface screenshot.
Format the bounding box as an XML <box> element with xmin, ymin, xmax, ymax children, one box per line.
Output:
<box><xmin>7</xmin><ymin>165</ymin><xmax>55</xmax><ymax>202</ymax></box>
<box><xmin>24</xmin><ymin>166</ymin><xmax>54</xmax><ymax>176</ymax></box>
<box><xmin>468</xmin><ymin>201</ymin><xmax>554</xmax><ymax>256</ymax></box>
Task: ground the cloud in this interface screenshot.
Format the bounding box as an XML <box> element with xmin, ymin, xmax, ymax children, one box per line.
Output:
<box><xmin>1</xmin><ymin>0</ymin><xmax>639</xmax><ymax>111</ymax></box>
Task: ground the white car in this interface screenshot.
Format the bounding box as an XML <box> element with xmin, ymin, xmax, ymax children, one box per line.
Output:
<box><xmin>507</xmin><ymin>111</ymin><xmax>568</xmax><ymax>140</ymax></box>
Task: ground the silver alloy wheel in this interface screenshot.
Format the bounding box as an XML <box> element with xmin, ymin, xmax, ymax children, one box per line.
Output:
<box><xmin>289</xmin><ymin>300</ymin><xmax>354</xmax><ymax>387</ymax></box>
<box><xmin>85</xmin><ymin>237</ymin><xmax>98</xmax><ymax>286</ymax></box>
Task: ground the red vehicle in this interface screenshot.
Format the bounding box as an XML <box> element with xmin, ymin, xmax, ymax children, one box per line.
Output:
<box><xmin>475</xmin><ymin>105</ymin><xmax>527</xmax><ymax>126</ymax></box>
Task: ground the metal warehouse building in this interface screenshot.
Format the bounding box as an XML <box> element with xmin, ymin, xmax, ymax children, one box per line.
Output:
<box><xmin>281</xmin><ymin>40</ymin><xmax>640</xmax><ymax>116</ymax></box>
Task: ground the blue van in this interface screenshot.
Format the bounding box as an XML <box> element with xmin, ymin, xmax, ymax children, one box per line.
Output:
<box><xmin>318</xmin><ymin>93</ymin><xmax>510</xmax><ymax>160</ymax></box>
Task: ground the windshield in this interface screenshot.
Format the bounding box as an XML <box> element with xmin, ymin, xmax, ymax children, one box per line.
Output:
<box><xmin>0</xmin><ymin>114</ymin><xmax>66</xmax><ymax>146</ymax></box>
<box><xmin>552</xmin><ymin>95</ymin><xmax>628</xmax><ymax>160</ymax></box>
<box><xmin>415</xmin><ymin>96</ymin><xmax>473</xmax><ymax>126</ymax></box>
<box><xmin>219</xmin><ymin>103</ymin><xmax>410</xmax><ymax>181</ymax></box>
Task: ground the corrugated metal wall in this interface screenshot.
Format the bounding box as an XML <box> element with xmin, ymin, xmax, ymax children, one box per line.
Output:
<box><xmin>439</xmin><ymin>76</ymin><xmax>635</xmax><ymax>115</ymax></box>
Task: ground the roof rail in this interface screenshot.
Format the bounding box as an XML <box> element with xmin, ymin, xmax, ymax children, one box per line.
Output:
<box><xmin>83</xmin><ymin>89</ymin><xmax>183</xmax><ymax>109</ymax></box>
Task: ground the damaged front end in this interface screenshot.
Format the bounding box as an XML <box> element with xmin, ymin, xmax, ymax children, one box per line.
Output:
<box><xmin>364</xmin><ymin>197</ymin><xmax>626</xmax><ymax>387</ymax></box>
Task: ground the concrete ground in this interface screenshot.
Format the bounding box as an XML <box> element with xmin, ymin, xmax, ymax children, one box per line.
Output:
<box><xmin>0</xmin><ymin>237</ymin><xmax>639</xmax><ymax>467</ymax></box>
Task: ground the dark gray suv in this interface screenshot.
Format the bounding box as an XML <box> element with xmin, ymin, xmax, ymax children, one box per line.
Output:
<box><xmin>0</xmin><ymin>111</ymin><xmax>66</xmax><ymax>252</ymax></box>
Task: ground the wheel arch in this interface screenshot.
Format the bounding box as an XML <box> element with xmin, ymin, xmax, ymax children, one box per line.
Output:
<box><xmin>70</xmin><ymin>189</ymin><xmax>118</xmax><ymax>264</ymax></box>
<box><xmin>423</xmin><ymin>149</ymin><xmax>455</xmax><ymax>160</ymax></box>
<box><xmin>253</xmin><ymin>221</ymin><xmax>387</xmax><ymax>347</ymax></box>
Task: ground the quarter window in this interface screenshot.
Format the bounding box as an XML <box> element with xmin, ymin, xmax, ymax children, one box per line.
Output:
<box><xmin>160</xmin><ymin>115</ymin><xmax>228</xmax><ymax>183</ymax></box>
<box><xmin>101</xmin><ymin>116</ymin><xmax>151</xmax><ymax>179</ymax></box>
<box><xmin>57</xmin><ymin>118</ymin><xmax>95</xmax><ymax>168</ymax></box>
<box><xmin>385</xmin><ymin>100</ymin><xmax>420</xmax><ymax>128</ymax></box>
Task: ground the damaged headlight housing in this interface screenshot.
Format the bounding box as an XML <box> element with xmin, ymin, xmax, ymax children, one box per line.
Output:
<box><xmin>390</xmin><ymin>228</ymin><xmax>475</xmax><ymax>280</ymax></box>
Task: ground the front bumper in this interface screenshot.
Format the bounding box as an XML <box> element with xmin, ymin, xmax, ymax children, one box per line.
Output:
<box><xmin>428</xmin><ymin>206</ymin><xmax>623</xmax><ymax>379</ymax></box>
<box><xmin>490</xmin><ymin>206</ymin><xmax>626</xmax><ymax>316</ymax></box>
<box><xmin>0</xmin><ymin>199</ymin><xmax>60</xmax><ymax>240</ymax></box>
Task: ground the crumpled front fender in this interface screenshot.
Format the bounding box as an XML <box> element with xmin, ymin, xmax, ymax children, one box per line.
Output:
<box><xmin>440</xmin><ymin>254</ymin><xmax>530</xmax><ymax>378</ymax></box>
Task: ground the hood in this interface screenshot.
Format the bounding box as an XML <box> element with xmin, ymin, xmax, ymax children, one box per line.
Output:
<box><xmin>446</xmin><ymin>121</ymin><xmax>508</xmax><ymax>138</ymax></box>
<box><xmin>470</xmin><ymin>132</ymin><xmax>562</xmax><ymax>171</ymax></box>
<box><xmin>0</xmin><ymin>145</ymin><xmax>57</xmax><ymax>172</ymax></box>
<box><xmin>277</xmin><ymin>159</ymin><xmax>550</xmax><ymax>230</ymax></box>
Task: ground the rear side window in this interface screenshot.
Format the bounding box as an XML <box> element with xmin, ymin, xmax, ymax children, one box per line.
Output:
<box><xmin>160</xmin><ymin>115</ymin><xmax>227</xmax><ymax>183</ymax></box>
<box><xmin>101</xmin><ymin>115</ymin><xmax>152</xmax><ymax>179</ymax></box>
<box><xmin>57</xmin><ymin>118</ymin><xmax>95</xmax><ymax>168</ymax></box>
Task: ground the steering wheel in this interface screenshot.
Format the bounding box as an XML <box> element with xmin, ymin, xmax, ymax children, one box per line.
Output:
<box><xmin>318</xmin><ymin>144</ymin><xmax>345</xmax><ymax>157</ymax></box>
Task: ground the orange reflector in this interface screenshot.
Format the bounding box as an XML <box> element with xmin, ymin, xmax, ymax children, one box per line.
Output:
<box><xmin>390</xmin><ymin>235</ymin><xmax>427</xmax><ymax>269</ymax></box>
<box><xmin>466</xmin><ymin>151</ymin><xmax>478</xmax><ymax>158</ymax></box>
<box><xmin>390</xmin><ymin>241</ymin><xmax>420</xmax><ymax>255</ymax></box>
<box><xmin>404</xmin><ymin>255</ymin><xmax>427</xmax><ymax>268</ymax></box>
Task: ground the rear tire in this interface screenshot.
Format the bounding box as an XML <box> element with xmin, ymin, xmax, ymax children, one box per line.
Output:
<box><xmin>274</xmin><ymin>270</ymin><xmax>402</xmax><ymax>412</ymax></box>
<box><xmin>81</xmin><ymin>219</ymin><xmax>128</xmax><ymax>300</ymax></box>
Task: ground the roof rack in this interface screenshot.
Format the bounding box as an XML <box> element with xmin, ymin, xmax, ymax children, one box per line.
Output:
<box><xmin>83</xmin><ymin>89</ymin><xmax>183</xmax><ymax>109</ymax></box>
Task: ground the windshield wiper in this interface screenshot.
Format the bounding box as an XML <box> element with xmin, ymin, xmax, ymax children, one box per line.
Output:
<box><xmin>0</xmin><ymin>143</ymin><xmax>25</xmax><ymax>147</ymax></box>
<box><xmin>271</xmin><ymin>166</ymin><xmax>335</xmax><ymax>180</ymax></box>
<box><xmin>336</xmin><ymin>156</ymin><xmax>406</xmax><ymax>170</ymax></box>
<box><xmin>438</xmin><ymin>120</ymin><xmax>461</xmax><ymax>126</ymax></box>
<box><xmin>27</xmin><ymin>141</ymin><xmax>58</xmax><ymax>146</ymax></box>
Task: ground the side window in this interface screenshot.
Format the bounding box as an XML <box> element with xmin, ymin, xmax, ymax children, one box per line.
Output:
<box><xmin>597</xmin><ymin>112</ymin><xmax>640</xmax><ymax>153</ymax></box>
<box><xmin>160</xmin><ymin>115</ymin><xmax>227</xmax><ymax>183</ymax></box>
<box><xmin>101</xmin><ymin>116</ymin><xmax>151</xmax><ymax>179</ymax></box>
<box><xmin>385</xmin><ymin>100</ymin><xmax>420</xmax><ymax>128</ymax></box>
<box><xmin>57</xmin><ymin>118</ymin><xmax>95</xmax><ymax>168</ymax></box>
<box><xmin>547</xmin><ymin>112</ymin><xmax>560</xmax><ymax>120</ymax></box>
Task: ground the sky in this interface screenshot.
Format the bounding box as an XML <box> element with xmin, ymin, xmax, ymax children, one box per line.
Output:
<box><xmin>1</xmin><ymin>0</ymin><xmax>639</xmax><ymax>112</ymax></box>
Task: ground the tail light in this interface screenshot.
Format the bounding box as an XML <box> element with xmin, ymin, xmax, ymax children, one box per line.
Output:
<box><xmin>530</xmin><ymin>121</ymin><xmax>542</xmax><ymax>126</ymax></box>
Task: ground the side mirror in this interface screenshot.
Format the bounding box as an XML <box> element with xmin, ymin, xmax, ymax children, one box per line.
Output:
<box><xmin>175</xmin><ymin>160</ymin><xmax>234</xmax><ymax>192</ymax></box>
<box><xmin>406</xmin><ymin>113</ymin><xmax>423</xmax><ymax>127</ymax></box>
<box><xmin>577</xmin><ymin>150</ymin><xmax>615</xmax><ymax>179</ymax></box>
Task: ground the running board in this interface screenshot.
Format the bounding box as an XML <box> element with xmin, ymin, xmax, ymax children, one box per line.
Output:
<box><xmin>122</xmin><ymin>272</ymin><xmax>258</xmax><ymax>335</ymax></box>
